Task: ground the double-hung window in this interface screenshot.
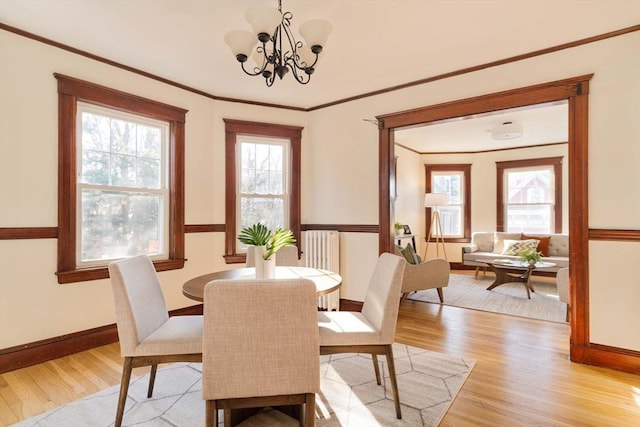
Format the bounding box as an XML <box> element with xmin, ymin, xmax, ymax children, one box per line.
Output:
<box><xmin>77</xmin><ymin>103</ymin><xmax>169</xmax><ymax>266</ymax></box>
<box><xmin>56</xmin><ymin>74</ymin><xmax>187</xmax><ymax>283</ymax></box>
<box><xmin>496</xmin><ymin>157</ymin><xmax>563</xmax><ymax>234</ymax></box>
<box><xmin>238</xmin><ymin>136</ymin><xmax>289</xmax><ymax>235</ymax></box>
<box><xmin>425</xmin><ymin>164</ymin><xmax>471</xmax><ymax>241</ymax></box>
<box><xmin>224</xmin><ymin>119</ymin><xmax>302</xmax><ymax>263</ymax></box>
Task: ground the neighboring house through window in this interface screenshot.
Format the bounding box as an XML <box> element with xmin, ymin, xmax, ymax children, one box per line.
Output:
<box><xmin>224</xmin><ymin>119</ymin><xmax>302</xmax><ymax>263</ymax></box>
<box><xmin>496</xmin><ymin>157</ymin><xmax>563</xmax><ymax>234</ymax></box>
<box><xmin>56</xmin><ymin>74</ymin><xmax>187</xmax><ymax>283</ymax></box>
<box><xmin>425</xmin><ymin>164</ymin><xmax>471</xmax><ymax>242</ymax></box>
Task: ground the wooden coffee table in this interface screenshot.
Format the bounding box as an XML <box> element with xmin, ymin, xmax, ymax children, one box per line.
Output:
<box><xmin>483</xmin><ymin>259</ymin><xmax>556</xmax><ymax>299</ymax></box>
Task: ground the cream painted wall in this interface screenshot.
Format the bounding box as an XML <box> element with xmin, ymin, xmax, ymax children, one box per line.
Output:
<box><xmin>1</xmin><ymin>29</ymin><xmax>639</xmax><ymax>352</ymax></box>
<box><xmin>394</xmin><ymin>146</ymin><xmax>424</xmax><ymax>254</ymax></box>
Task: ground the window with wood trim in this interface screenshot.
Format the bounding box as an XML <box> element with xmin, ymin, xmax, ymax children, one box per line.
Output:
<box><xmin>224</xmin><ymin>119</ymin><xmax>302</xmax><ymax>264</ymax></box>
<box><xmin>496</xmin><ymin>157</ymin><xmax>563</xmax><ymax>234</ymax></box>
<box><xmin>425</xmin><ymin>164</ymin><xmax>471</xmax><ymax>242</ymax></box>
<box><xmin>55</xmin><ymin>74</ymin><xmax>187</xmax><ymax>284</ymax></box>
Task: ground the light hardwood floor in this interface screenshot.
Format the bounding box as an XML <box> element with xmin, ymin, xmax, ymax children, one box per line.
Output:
<box><xmin>2</xmin><ymin>300</ymin><xmax>639</xmax><ymax>426</ymax></box>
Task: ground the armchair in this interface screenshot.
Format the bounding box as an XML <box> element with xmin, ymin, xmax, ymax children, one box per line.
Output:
<box><xmin>394</xmin><ymin>246</ymin><xmax>450</xmax><ymax>304</ymax></box>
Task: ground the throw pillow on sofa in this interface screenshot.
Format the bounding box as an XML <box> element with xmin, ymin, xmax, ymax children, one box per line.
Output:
<box><xmin>522</xmin><ymin>234</ymin><xmax>551</xmax><ymax>256</ymax></box>
<box><xmin>493</xmin><ymin>232</ymin><xmax>522</xmax><ymax>253</ymax></box>
<box><xmin>502</xmin><ymin>239</ymin><xmax>540</xmax><ymax>255</ymax></box>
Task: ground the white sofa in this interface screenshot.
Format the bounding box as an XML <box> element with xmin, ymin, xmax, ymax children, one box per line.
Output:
<box><xmin>461</xmin><ymin>231</ymin><xmax>569</xmax><ymax>273</ymax></box>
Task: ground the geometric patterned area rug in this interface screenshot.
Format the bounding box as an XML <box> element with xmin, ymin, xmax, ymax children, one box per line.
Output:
<box><xmin>15</xmin><ymin>344</ymin><xmax>474</xmax><ymax>427</ymax></box>
<box><xmin>409</xmin><ymin>273</ymin><xmax>567</xmax><ymax>323</ymax></box>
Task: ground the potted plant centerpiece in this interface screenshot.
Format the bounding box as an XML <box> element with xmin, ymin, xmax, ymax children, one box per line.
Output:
<box><xmin>394</xmin><ymin>222</ymin><xmax>404</xmax><ymax>236</ymax></box>
<box><xmin>518</xmin><ymin>248</ymin><xmax>542</xmax><ymax>266</ymax></box>
<box><xmin>238</xmin><ymin>223</ymin><xmax>296</xmax><ymax>278</ymax></box>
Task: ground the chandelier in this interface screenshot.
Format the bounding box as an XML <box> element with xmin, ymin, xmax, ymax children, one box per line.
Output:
<box><xmin>224</xmin><ymin>0</ymin><xmax>332</xmax><ymax>86</ymax></box>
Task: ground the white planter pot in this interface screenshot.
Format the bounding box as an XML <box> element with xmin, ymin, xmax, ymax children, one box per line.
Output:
<box><xmin>254</xmin><ymin>246</ymin><xmax>276</xmax><ymax>279</ymax></box>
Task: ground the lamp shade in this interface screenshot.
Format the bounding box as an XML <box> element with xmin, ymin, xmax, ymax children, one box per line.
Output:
<box><xmin>299</xmin><ymin>19</ymin><xmax>332</xmax><ymax>49</ymax></box>
<box><xmin>424</xmin><ymin>193</ymin><xmax>449</xmax><ymax>207</ymax></box>
<box><xmin>224</xmin><ymin>30</ymin><xmax>257</xmax><ymax>57</ymax></box>
<box><xmin>245</xmin><ymin>5</ymin><xmax>282</xmax><ymax>37</ymax></box>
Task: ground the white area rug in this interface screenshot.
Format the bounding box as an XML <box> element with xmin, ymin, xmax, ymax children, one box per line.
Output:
<box><xmin>15</xmin><ymin>344</ymin><xmax>474</xmax><ymax>427</ymax></box>
<box><xmin>409</xmin><ymin>273</ymin><xmax>567</xmax><ymax>323</ymax></box>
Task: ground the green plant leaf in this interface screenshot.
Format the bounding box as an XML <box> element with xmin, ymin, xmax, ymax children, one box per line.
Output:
<box><xmin>263</xmin><ymin>228</ymin><xmax>296</xmax><ymax>260</ymax></box>
<box><xmin>238</xmin><ymin>223</ymin><xmax>271</xmax><ymax>246</ymax></box>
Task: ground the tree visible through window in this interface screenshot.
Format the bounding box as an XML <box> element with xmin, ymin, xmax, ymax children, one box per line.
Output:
<box><xmin>224</xmin><ymin>119</ymin><xmax>302</xmax><ymax>263</ymax></box>
<box><xmin>56</xmin><ymin>74</ymin><xmax>187</xmax><ymax>283</ymax></box>
<box><xmin>77</xmin><ymin>103</ymin><xmax>169</xmax><ymax>265</ymax></box>
<box><xmin>238</xmin><ymin>136</ymin><xmax>288</xmax><ymax>237</ymax></box>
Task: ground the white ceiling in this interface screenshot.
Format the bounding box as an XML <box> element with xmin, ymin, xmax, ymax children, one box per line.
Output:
<box><xmin>1</xmin><ymin>0</ymin><xmax>637</xmax><ymax>151</ymax></box>
<box><xmin>394</xmin><ymin>101</ymin><xmax>569</xmax><ymax>153</ymax></box>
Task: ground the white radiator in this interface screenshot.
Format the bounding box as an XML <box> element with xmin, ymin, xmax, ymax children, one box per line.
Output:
<box><xmin>305</xmin><ymin>230</ymin><xmax>340</xmax><ymax>311</ymax></box>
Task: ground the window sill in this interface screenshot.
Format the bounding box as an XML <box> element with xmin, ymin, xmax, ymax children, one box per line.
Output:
<box><xmin>56</xmin><ymin>258</ymin><xmax>186</xmax><ymax>284</ymax></box>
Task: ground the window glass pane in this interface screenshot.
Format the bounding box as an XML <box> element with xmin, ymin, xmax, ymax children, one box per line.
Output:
<box><xmin>80</xmin><ymin>189</ymin><xmax>161</xmax><ymax>262</ymax></box>
<box><xmin>433</xmin><ymin>174</ymin><xmax>461</xmax><ymax>204</ymax></box>
<box><xmin>111</xmin><ymin>154</ymin><xmax>137</xmax><ymax>187</ymax></box>
<box><xmin>505</xmin><ymin>166</ymin><xmax>554</xmax><ymax>233</ymax></box>
<box><xmin>138</xmin><ymin>158</ymin><xmax>161</xmax><ymax>188</ymax></box>
<box><xmin>81</xmin><ymin>112</ymin><xmax>110</xmax><ymax>152</ymax></box>
<box><xmin>432</xmin><ymin>171</ymin><xmax>464</xmax><ymax>237</ymax></box>
<box><xmin>240</xmin><ymin>197</ymin><xmax>284</xmax><ymax>230</ymax></box>
<box><xmin>137</xmin><ymin>125</ymin><xmax>162</xmax><ymax>159</ymax></box>
<box><xmin>507</xmin><ymin>169</ymin><xmax>552</xmax><ymax>203</ymax></box>
<box><xmin>237</xmin><ymin>137</ymin><xmax>288</xmax><ymax>250</ymax></box>
<box><xmin>507</xmin><ymin>204</ymin><xmax>552</xmax><ymax>234</ymax></box>
<box><xmin>82</xmin><ymin>150</ymin><xmax>110</xmax><ymax>185</ymax></box>
<box><xmin>110</xmin><ymin>119</ymin><xmax>136</xmax><ymax>155</ymax></box>
<box><xmin>439</xmin><ymin>206</ymin><xmax>461</xmax><ymax>236</ymax></box>
<box><xmin>77</xmin><ymin>102</ymin><xmax>169</xmax><ymax>266</ymax></box>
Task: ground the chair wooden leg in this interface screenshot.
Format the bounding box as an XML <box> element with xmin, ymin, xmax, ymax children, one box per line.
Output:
<box><xmin>372</xmin><ymin>354</ymin><xmax>381</xmax><ymax>385</ymax></box>
<box><xmin>205</xmin><ymin>400</ymin><xmax>216</xmax><ymax>427</ymax></box>
<box><xmin>305</xmin><ymin>392</ymin><xmax>316</xmax><ymax>427</ymax></box>
<box><xmin>147</xmin><ymin>363</ymin><xmax>158</xmax><ymax>398</ymax></box>
<box><xmin>400</xmin><ymin>292</ymin><xmax>409</xmax><ymax>304</ymax></box>
<box><xmin>115</xmin><ymin>357</ymin><xmax>133</xmax><ymax>427</ymax></box>
<box><xmin>385</xmin><ymin>344</ymin><xmax>402</xmax><ymax>419</ymax></box>
<box><xmin>436</xmin><ymin>287</ymin><xmax>444</xmax><ymax>303</ymax></box>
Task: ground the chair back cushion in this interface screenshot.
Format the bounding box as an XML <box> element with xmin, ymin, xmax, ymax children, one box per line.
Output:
<box><xmin>275</xmin><ymin>245</ymin><xmax>299</xmax><ymax>266</ymax></box>
<box><xmin>108</xmin><ymin>256</ymin><xmax>169</xmax><ymax>356</ymax></box>
<box><xmin>556</xmin><ymin>267</ymin><xmax>570</xmax><ymax>304</ymax></box>
<box><xmin>361</xmin><ymin>253</ymin><xmax>406</xmax><ymax>343</ymax></box>
<box><xmin>202</xmin><ymin>279</ymin><xmax>320</xmax><ymax>400</ymax></box>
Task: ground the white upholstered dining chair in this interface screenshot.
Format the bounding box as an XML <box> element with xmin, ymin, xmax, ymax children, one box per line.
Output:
<box><xmin>556</xmin><ymin>267</ymin><xmax>570</xmax><ymax>322</ymax></box>
<box><xmin>202</xmin><ymin>278</ymin><xmax>320</xmax><ymax>426</ymax></box>
<box><xmin>246</xmin><ymin>244</ymin><xmax>299</xmax><ymax>267</ymax></box>
<box><xmin>317</xmin><ymin>252</ymin><xmax>406</xmax><ymax>419</ymax></box>
<box><xmin>108</xmin><ymin>255</ymin><xmax>203</xmax><ymax>427</ymax></box>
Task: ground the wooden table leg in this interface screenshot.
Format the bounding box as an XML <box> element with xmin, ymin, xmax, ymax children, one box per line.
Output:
<box><xmin>486</xmin><ymin>264</ymin><xmax>536</xmax><ymax>299</ymax></box>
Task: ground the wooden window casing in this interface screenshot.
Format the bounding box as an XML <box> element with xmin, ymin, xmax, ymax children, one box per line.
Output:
<box><xmin>496</xmin><ymin>157</ymin><xmax>563</xmax><ymax>233</ymax></box>
<box><xmin>55</xmin><ymin>74</ymin><xmax>187</xmax><ymax>283</ymax></box>
<box><xmin>425</xmin><ymin>164</ymin><xmax>472</xmax><ymax>243</ymax></box>
<box><xmin>223</xmin><ymin>119</ymin><xmax>302</xmax><ymax>264</ymax></box>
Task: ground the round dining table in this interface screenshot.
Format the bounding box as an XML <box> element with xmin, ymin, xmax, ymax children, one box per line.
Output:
<box><xmin>182</xmin><ymin>266</ymin><xmax>342</xmax><ymax>302</ymax></box>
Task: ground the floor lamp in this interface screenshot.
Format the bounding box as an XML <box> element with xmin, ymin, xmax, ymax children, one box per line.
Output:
<box><xmin>423</xmin><ymin>193</ymin><xmax>448</xmax><ymax>260</ymax></box>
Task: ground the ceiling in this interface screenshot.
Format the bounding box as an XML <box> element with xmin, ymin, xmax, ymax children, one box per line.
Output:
<box><xmin>1</xmin><ymin>0</ymin><xmax>637</xmax><ymax>151</ymax></box>
<box><xmin>394</xmin><ymin>101</ymin><xmax>569</xmax><ymax>153</ymax></box>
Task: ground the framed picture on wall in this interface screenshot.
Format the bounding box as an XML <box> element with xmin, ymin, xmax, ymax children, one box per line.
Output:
<box><xmin>403</xmin><ymin>225</ymin><xmax>412</xmax><ymax>235</ymax></box>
